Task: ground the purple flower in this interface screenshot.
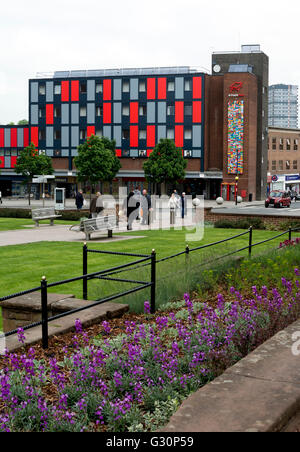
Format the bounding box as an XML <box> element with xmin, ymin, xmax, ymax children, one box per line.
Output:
<box><xmin>144</xmin><ymin>301</ymin><xmax>151</xmax><ymax>315</ymax></box>
<box><xmin>17</xmin><ymin>328</ymin><xmax>26</xmax><ymax>345</ymax></box>
<box><xmin>102</xmin><ymin>321</ymin><xmax>111</xmax><ymax>334</ymax></box>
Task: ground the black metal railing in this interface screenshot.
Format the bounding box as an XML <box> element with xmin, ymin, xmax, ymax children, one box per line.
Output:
<box><xmin>1</xmin><ymin>225</ymin><xmax>300</xmax><ymax>349</ymax></box>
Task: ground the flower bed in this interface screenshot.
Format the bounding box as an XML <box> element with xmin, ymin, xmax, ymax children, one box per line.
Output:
<box><xmin>279</xmin><ymin>238</ymin><xmax>300</xmax><ymax>248</ymax></box>
<box><xmin>1</xmin><ymin>271</ymin><xmax>300</xmax><ymax>432</ymax></box>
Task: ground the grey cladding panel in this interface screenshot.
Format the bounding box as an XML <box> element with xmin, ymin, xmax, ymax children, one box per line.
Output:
<box><xmin>46</xmin><ymin>82</ymin><xmax>54</xmax><ymax>102</ymax></box>
<box><xmin>175</xmin><ymin>77</ymin><xmax>184</xmax><ymax>99</ymax></box>
<box><xmin>147</xmin><ymin>102</ymin><xmax>156</xmax><ymax>123</ymax></box>
<box><xmin>71</xmin><ymin>104</ymin><xmax>79</xmax><ymax>124</ymax></box>
<box><xmin>113</xmin><ymin>103</ymin><xmax>122</xmax><ymax>123</ymax></box>
<box><xmin>157</xmin><ymin>102</ymin><xmax>166</xmax><ymax>123</ymax></box>
<box><xmin>61</xmin><ymin>127</ymin><xmax>69</xmax><ymax>147</ymax></box>
<box><xmin>61</xmin><ymin>104</ymin><xmax>69</xmax><ymax>124</ymax></box>
<box><xmin>87</xmin><ymin>80</ymin><xmax>95</xmax><ymax>101</ymax></box>
<box><xmin>31</xmin><ymin>82</ymin><xmax>38</xmax><ymax>103</ymax></box>
<box><xmin>31</xmin><ymin>104</ymin><xmax>38</xmax><ymax>125</ymax></box>
<box><xmin>157</xmin><ymin>126</ymin><xmax>166</xmax><ymax>141</ymax></box>
<box><xmin>113</xmin><ymin>79</ymin><xmax>122</xmax><ymax>100</ymax></box>
<box><xmin>192</xmin><ymin>126</ymin><xmax>202</xmax><ymax>148</ymax></box>
<box><xmin>103</xmin><ymin>126</ymin><xmax>111</xmax><ymax>139</ymax></box>
<box><xmin>46</xmin><ymin>127</ymin><xmax>53</xmax><ymax>147</ymax></box>
<box><xmin>130</xmin><ymin>79</ymin><xmax>139</xmax><ymax>100</ymax></box>
<box><xmin>17</xmin><ymin>128</ymin><xmax>24</xmax><ymax>147</ymax></box>
<box><xmin>113</xmin><ymin>126</ymin><xmax>121</xmax><ymax>147</ymax></box>
<box><xmin>71</xmin><ymin>127</ymin><xmax>79</xmax><ymax>147</ymax></box>
<box><xmin>87</xmin><ymin>103</ymin><xmax>95</xmax><ymax>124</ymax></box>
<box><xmin>4</xmin><ymin>129</ymin><xmax>10</xmax><ymax>147</ymax></box>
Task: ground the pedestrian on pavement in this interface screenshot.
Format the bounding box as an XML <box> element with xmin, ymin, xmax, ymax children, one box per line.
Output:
<box><xmin>126</xmin><ymin>191</ymin><xmax>140</xmax><ymax>230</ymax></box>
<box><xmin>168</xmin><ymin>193</ymin><xmax>179</xmax><ymax>225</ymax></box>
<box><xmin>89</xmin><ymin>192</ymin><xmax>104</xmax><ymax>218</ymax></box>
<box><xmin>141</xmin><ymin>189</ymin><xmax>152</xmax><ymax>225</ymax></box>
<box><xmin>0</xmin><ymin>190</ymin><xmax>2</xmax><ymax>204</ymax></box>
<box><xmin>75</xmin><ymin>190</ymin><xmax>84</xmax><ymax>210</ymax></box>
<box><xmin>173</xmin><ymin>190</ymin><xmax>181</xmax><ymax>216</ymax></box>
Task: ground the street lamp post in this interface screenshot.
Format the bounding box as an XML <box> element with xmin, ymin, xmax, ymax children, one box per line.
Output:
<box><xmin>235</xmin><ymin>176</ymin><xmax>239</xmax><ymax>206</ymax></box>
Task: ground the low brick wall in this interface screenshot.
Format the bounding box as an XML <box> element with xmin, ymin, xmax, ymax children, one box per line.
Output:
<box><xmin>204</xmin><ymin>208</ymin><xmax>300</xmax><ymax>230</ymax></box>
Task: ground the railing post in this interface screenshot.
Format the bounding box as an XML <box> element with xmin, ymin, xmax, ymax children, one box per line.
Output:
<box><xmin>41</xmin><ymin>276</ymin><xmax>48</xmax><ymax>350</ymax></box>
<box><xmin>150</xmin><ymin>249</ymin><xmax>156</xmax><ymax>314</ymax></box>
<box><xmin>83</xmin><ymin>242</ymin><xmax>88</xmax><ymax>300</ymax></box>
<box><xmin>289</xmin><ymin>226</ymin><xmax>292</xmax><ymax>242</ymax></box>
<box><xmin>249</xmin><ymin>226</ymin><xmax>253</xmax><ymax>258</ymax></box>
<box><xmin>185</xmin><ymin>244</ymin><xmax>190</xmax><ymax>264</ymax></box>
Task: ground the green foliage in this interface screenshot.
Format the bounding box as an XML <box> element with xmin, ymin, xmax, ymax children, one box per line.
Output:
<box><xmin>17</xmin><ymin>119</ymin><xmax>29</xmax><ymax>125</ymax></box>
<box><xmin>143</xmin><ymin>139</ymin><xmax>187</xmax><ymax>184</ymax></box>
<box><xmin>74</xmin><ymin>135</ymin><xmax>121</xmax><ymax>187</ymax></box>
<box><xmin>214</xmin><ymin>217</ymin><xmax>266</xmax><ymax>230</ymax></box>
<box><xmin>14</xmin><ymin>143</ymin><xmax>54</xmax><ymax>181</ymax></box>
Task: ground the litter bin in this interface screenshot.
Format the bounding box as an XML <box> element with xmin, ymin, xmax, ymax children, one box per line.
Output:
<box><xmin>249</xmin><ymin>193</ymin><xmax>253</xmax><ymax>202</ymax></box>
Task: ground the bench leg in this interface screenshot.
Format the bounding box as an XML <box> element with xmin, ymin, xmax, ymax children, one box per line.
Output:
<box><xmin>108</xmin><ymin>229</ymin><xmax>113</xmax><ymax>238</ymax></box>
<box><xmin>85</xmin><ymin>233</ymin><xmax>90</xmax><ymax>241</ymax></box>
<box><xmin>35</xmin><ymin>221</ymin><xmax>39</xmax><ymax>227</ymax></box>
<box><xmin>50</xmin><ymin>219</ymin><xmax>54</xmax><ymax>226</ymax></box>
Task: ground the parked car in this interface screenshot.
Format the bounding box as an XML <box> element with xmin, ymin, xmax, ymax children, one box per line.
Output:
<box><xmin>265</xmin><ymin>191</ymin><xmax>291</xmax><ymax>208</ymax></box>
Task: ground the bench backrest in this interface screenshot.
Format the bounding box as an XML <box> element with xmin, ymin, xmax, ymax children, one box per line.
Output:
<box><xmin>82</xmin><ymin>216</ymin><xmax>117</xmax><ymax>233</ymax></box>
<box><xmin>32</xmin><ymin>208</ymin><xmax>56</xmax><ymax>219</ymax></box>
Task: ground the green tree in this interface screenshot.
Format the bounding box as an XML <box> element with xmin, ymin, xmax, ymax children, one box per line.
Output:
<box><xmin>18</xmin><ymin>119</ymin><xmax>29</xmax><ymax>125</ymax></box>
<box><xmin>14</xmin><ymin>143</ymin><xmax>54</xmax><ymax>205</ymax></box>
<box><xmin>74</xmin><ymin>135</ymin><xmax>121</xmax><ymax>198</ymax></box>
<box><xmin>143</xmin><ymin>139</ymin><xmax>187</xmax><ymax>193</ymax></box>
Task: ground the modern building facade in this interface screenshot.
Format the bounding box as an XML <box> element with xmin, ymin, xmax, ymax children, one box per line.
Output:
<box><xmin>268</xmin><ymin>126</ymin><xmax>300</xmax><ymax>193</ymax></box>
<box><xmin>268</xmin><ymin>84</ymin><xmax>298</xmax><ymax>129</ymax></box>
<box><xmin>0</xmin><ymin>46</ymin><xmax>269</xmax><ymax>201</ymax></box>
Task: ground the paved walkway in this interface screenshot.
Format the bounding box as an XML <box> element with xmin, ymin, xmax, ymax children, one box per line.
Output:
<box><xmin>162</xmin><ymin>318</ymin><xmax>300</xmax><ymax>432</ymax></box>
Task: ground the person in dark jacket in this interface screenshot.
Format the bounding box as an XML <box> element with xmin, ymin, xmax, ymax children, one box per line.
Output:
<box><xmin>75</xmin><ymin>190</ymin><xmax>84</xmax><ymax>210</ymax></box>
<box><xmin>127</xmin><ymin>191</ymin><xmax>140</xmax><ymax>230</ymax></box>
<box><xmin>89</xmin><ymin>192</ymin><xmax>104</xmax><ymax>218</ymax></box>
<box><xmin>141</xmin><ymin>189</ymin><xmax>152</xmax><ymax>225</ymax></box>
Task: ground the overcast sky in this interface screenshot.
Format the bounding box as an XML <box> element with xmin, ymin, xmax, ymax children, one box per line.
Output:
<box><xmin>0</xmin><ymin>0</ymin><xmax>299</xmax><ymax>124</ymax></box>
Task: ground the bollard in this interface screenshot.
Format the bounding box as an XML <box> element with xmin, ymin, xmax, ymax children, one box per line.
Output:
<box><xmin>150</xmin><ymin>249</ymin><xmax>156</xmax><ymax>314</ymax></box>
<box><xmin>41</xmin><ymin>276</ymin><xmax>48</xmax><ymax>349</ymax></box>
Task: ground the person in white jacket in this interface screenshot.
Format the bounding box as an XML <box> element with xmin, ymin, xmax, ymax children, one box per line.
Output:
<box><xmin>168</xmin><ymin>193</ymin><xmax>179</xmax><ymax>225</ymax></box>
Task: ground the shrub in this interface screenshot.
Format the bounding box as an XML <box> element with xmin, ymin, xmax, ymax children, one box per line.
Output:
<box><xmin>214</xmin><ymin>217</ymin><xmax>265</xmax><ymax>230</ymax></box>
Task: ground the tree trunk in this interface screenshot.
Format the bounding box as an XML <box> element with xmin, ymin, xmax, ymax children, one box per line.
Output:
<box><xmin>28</xmin><ymin>182</ymin><xmax>32</xmax><ymax>206</ymax></box>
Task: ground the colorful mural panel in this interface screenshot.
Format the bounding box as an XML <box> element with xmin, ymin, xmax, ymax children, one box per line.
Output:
<box><xmin>228</xmin><ymin>99</ymin><xmax>244</xmax><ymax>175</ymax></box>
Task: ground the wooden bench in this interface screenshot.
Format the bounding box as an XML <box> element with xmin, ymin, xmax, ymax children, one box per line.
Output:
<box><xmin>70</xmin><ymin>215</ymin><xmax>117</xmax><ymax>241</ymax></box>
<box><xmin>32</xmin><ymin>208</ymin><xmax>62</xmax><ymax>227</ymax></box>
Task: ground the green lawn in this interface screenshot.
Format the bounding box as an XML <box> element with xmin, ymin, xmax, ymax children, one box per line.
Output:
<box><xmin>0</xmin><ymin>227</ymin><xmax>290</xmax><ymax>303</ymax></box>
<box><xmin>0</xmin><ymin>218</ymin><xmax>78</xmax><ymax>231</ymax></box>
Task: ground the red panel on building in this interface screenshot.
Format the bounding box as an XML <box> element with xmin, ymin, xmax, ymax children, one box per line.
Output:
<box><xmin>0</xmin><ymin>128</ymin><xmax>4</xmax><ymax>147</ymax></box>
<box><xmin>10</xmin><ymin>128</ymin><xmax>17</xmax><ymax>147</ymax></box>
<box><xmin>61</xmin><ymin>81</ymin><xmax>69</xmax><ymax>102</ymax></box>
<box><xmin>175</xmin><ymin>125</ymin><xmax>184</xmax><ymax>148</ymax></box>
<box><xmin>46</xmin><ymin>104</ymin><xmax>54</xmax><ymax>125</ymax></box>
<box><xmin>147</xmin><ymin>78</ymin><xmax>156</xmax><ymax>100</ymax></box>
<box><xmin>175</xmin><ymin>101</ymin><xmax>184</xmax><ymax>123</ymax></box>
<box><xmin>103</xmin><ymin>79</ymin><xmax>112</xmax><ymax>101</ymax></box>
<box><xmin>0</xmin><ymin>157</ymin><xmax>4</xmax><ymax>168</ymax></box>
<box><xmin>24</xmin><ymin>128</ymin><xmax>29</xmax><ymax>147</ymax></box>
<box><xmin>193</xmin><ymin>101</ymin><xmax>202</xmax><ymax>123</ymax></box>
<box><xmin>130</xmin><ymin>126</ymin><xmax>139</xmax><ymax>148</ymax></box>
<box><xmin>147</xmin><ymin>149</ymin><xmax>153</xmax><ymax>157</ymax></box>
<box><xmin>71</xmin><ymin>80</ymin><xmax>79</xmax><ymax>102</ymax></box>
<box><xmin>11</xmin><ymin>156</ymin><xmax>18</xmax><ymax>168</ymax></box>
<box><xmin>87</xmin><ymin>126</ymin><xmax>95</xmax><ymax>138</ymax></box>
<box><xmin>116</xmin><ymin>149</ymin><xmax>122</xmax><ymax>157</ymax></box>
<box><xmin>157</xmin><ymin>78</ymin><xmax>166</xmax><ymax>99</ymax></box>
<box><xmin>31</xmin><ymin>127</ymin><xmax>39</xmax><ymax>147</ymax></box>
<box><xmin>193</xmin><ymin>77</ymin><xmax>202</xmax><ymax>99</ymax></box>
<box><xmin>130</xmin><ymin>102</ymin><xmax>139</xmax><ymax>124</ymax></box>
<box><xmin>147</xmin><ymin>126</ymin><xmax>156</xmax><ymax>148</ymax></box>
<box><xmin>103</xmin><ymin>103</ymin><xmax>111</xmax><ymax>124</ymax></box>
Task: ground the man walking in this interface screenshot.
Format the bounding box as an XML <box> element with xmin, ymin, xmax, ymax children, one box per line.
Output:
<box><xmin>141</xmin><ymin>189</ymin><xmax>152</xmax><ymax>225</ymax></box>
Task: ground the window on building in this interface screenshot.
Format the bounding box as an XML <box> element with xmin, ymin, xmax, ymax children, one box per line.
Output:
<box><xmin>184</xmin><ymin>128</ymin><xmax>192</xmax><ymax>140</ymax></box>
<box><xmin>80</xmin><ymin>82</ymin><xmax>87</xmax><ymax>94</ymax></box>
<box><xmin>287</xmin><ymin>138</ymin><xmax>291</xmax><ymax>150</ymax></box>
<box><xmin>54</xmin><ymin>130</ymin><xmax>61</xmax><ymax>140</ymax></box>
<box><xmin>184</xmin><ymin>150</ymin><xmax>192</xmax><ymax>158</ymax></box>
<box><xmin>279</xmin><ymin>138</ymin><xmax>284</xmax><ymax>151</ymax></box>
<box><xmin>167</xmin><ymin>128</ymin><xmax>174</xmax><ymax>140</ymax></box>
<box><xmin>294</xmin><ymin>139</ymin><xmax>299</xmax><ymax>151</ymax></box>
<box><xmin>286</xmin><ymin>160</ymin><xmax>291</xmax><ymax>170</ymax></box>
<box><xmin>267</xmin><ymin>161</ymin><xmax>269</xmax><ymax>171</ymax></box>
<box><xmin>96</xmin><ymin>106</ymin><xmax>103</xmax><ymax>117</ymax></box>
<box><xmin>4</xmin><ymin>150</ymin><xmax>10</xmax><ymax>156</ymax></box>
<box><xmin>11</xmin><ymin>149</ymin><xmax>17</xmax><ymax>156</ymax></box>
<box><xmin>54</xmin><ymin>107</ymin><xmax>61</xmax><ymax>118</ymax></box>
<box><xmin>184</xmin><ymin>80</ymin><xmax>192</xmax><ymax>91</ymax></box>
<box><xmin>184</xmin><ymin>104</ymin><xmax>193</xmax><ymax>116</ymax></box>
<box><xmin>96</xmin><ymin>82</ymin><xmax>103</xmax><ymax>93</ymax></box>
<box><xmin>139</xmin><ymin>81</ymin><xmax>146</xmax><ymax>92</ymax></box>
<box><xmin>95</xmin><ymin>128</ymin><xmax>103</xmax><ymax>137</ymax></box>
<box><xmin>272</xmin><ymin>138</ymin><xmax>276</xmax><ymax>150</ymax></box>
<box><xmin>122</xmin><ymin>105</ymin><xmax>130</xmax><ymax>116</ymax></box>
<box><xmin>279</xmin><ymin>160</ymin><xmax>283</xmax><ymax>171</ymax></box>
<box><xmin>167</xmin><ymin>104</ymin><xmax>175</xmax><ymax>116</ymax></box>
<box><xmin>139</xmin><ymin>105</ymin><xmax>147</xmax><ymax>116</ymax></box>
<box><xmin>39</xmin><ymin>107</ymin><xmax>45</xmax><ymax>118</ymax></box>
<box><xmin>293</xmin><ymin>160</ymin><xmax>298</xmax><ymax>170</ymax></box>
<box><xmin>272</xmin><ymin>161</ymin><xmax>276</xmax><ymax>171</ymax></box>
<box><xmin>80</xmin><ymin>129</ymin><xmax>86</xmax><ymax>140</ymax></box>
<box><xmin>54</xmin><ymin>84</ymin><xmax>61</xmax><ymax>95</ymax></box>
<box><xmin>39</xmin><ymin>129</ymin><xmax>46</xmax><ymax>140</ymax></box>
<box><xmin>123</xmin><ymin>149</ymin><xmax>130</xmax><ymax>157</ymax></box>
<box><xmin>139</xmin><ymin>129</ymin><xmax>146</xmax><ymax>140</ymax></box>
<box><xmin>122</xmin><ymin>81</ymin><xmax>130</xmax><ymax>93</ymax></box>
<box><xmin>167</xmin><ymin>81</ymin><xmax>175</xmax><ymax>92</ymax></box>
<box><xmin>80</xmin><ymin>106</ymin><xmax>87</xmax><ymax>117</ymax></box>
<box><xmin>39</xmin><ymin>84</ymin><xmax>46</xmax><ymax>95</ymax></box>
<box><xmin>122</xmin><ymin>129</ymin><xmax>129</xmax><ymax>140</ymax></box>
<box><xmin>139</xmin><ymin>150</ymin><xmax>147</xmax><ymax>157</ymax></box>
<box><xmin>54</xmin><ymin>150</ymin><xmax>61</xmax><ymax>157</ymax></box>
